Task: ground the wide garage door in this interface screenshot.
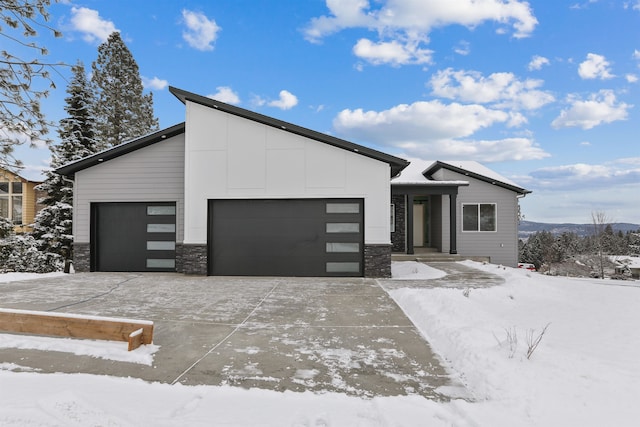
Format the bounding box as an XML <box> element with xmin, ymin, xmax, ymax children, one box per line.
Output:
<box><xmin>209</xmin><ymin>199</ymin><xmax>363</xmax><ymax>276</ymax></box>
<box><xmin>92</xmin><ymin>202</ymin><xmax>176</xmax><ymax>272</ymax></box>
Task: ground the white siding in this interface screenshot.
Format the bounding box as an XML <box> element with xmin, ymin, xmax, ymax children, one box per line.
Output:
<box><xmin>73</xmin><ymin>135</ymin><xmax>185</xmax><ymax>243</ymax></box>
<box><xmin>184</xmin><ymin>101</ymin><xmax>391</xmax><ymax>245</ymax></box>
<box><xmin>439</xmin><ymin>169</ymin><xmax>520</xmax><ymax>266</ymax></box>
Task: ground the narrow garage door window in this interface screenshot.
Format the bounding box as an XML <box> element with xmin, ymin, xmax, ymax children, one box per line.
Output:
<box><xmin>92</xmin><ymin>202</ymin><xmax>176</xmax><ymax>272</ymax></box>
<box><xmin>209</xmin><ymin>199</ymin><xmax>363</xmax><ymax>277</ymax></box>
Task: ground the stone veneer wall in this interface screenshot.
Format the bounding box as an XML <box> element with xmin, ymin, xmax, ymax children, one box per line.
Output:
<box><xmin>73</xmin><ymin>242</ymin><xmax>91</xmax><ymax>272</ymax></box>
<box><xmin>364</xmin><ymin>244</ymin><xmax>391</xmax><ymax>278</ymax></box>
<box><xmin>177</xmin><ymin>244</ymin><xmax>208</xmax><ymax>275</ymax></box>
<box><xmin>391</xmin><ymin>195</ymin><xmax>406</xmax><ymax>253</ymax></box>
<box><xmin>75</xmin><ymin>243</ymin><xmax>389</xmax><ymax>277</ymax></box>
<box><xmin>175</xmin><ymin>244</ymin><xmax>184</xmax><ymax>273</ymax></box>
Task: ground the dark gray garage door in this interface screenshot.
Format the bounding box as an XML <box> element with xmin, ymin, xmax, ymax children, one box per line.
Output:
<box><xmin>91</xmin><ymin>202</ymin><xmax>176</xmax><ymax>272</ymax></box>
<box><xmin>209</xmin><ymin>199</ymin><xmax>363</xmax><ymax>276</ymax></box>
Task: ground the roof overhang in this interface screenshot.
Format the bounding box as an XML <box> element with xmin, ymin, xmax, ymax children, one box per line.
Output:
<box><xmin>423</xmin><ymin>161</ymin><xmax>531</xmax><ymax>195</ymax></box>
<box><xmin>391</xmin><ymin>181</ymin><xmax>470</xmax><ymax>196</ymax></box>
<box><xmin>56</xmin><ymin>123</ymin><xmax>186</xmax><ymax>177</ymax></box>
<box><xmin>170</xmin><ymin>86</ymin><xmax>410</xmax><ymax>177</ymax></box>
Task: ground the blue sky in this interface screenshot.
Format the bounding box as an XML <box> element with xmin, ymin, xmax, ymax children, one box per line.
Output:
<box><xmin>10</xmin><ymin>0</ymin><xmax>640</xmax><ymax>224</ymax></box>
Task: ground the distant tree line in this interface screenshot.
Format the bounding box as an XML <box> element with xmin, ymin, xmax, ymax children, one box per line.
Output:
<box><xmin>519</xmin><ymin>225</ymin><xmax>640</xmax><ymax>271</ymax></box>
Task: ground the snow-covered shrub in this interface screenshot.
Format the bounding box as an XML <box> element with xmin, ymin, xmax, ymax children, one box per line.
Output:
<box><xmin>0</xmin><ymin>216</ymin><xmax>13</xmax><ymax>239</ymax></box>
<box><xmin>0</xmin><ymin>233</ymin><xmax>63</xmax><ymax>273</ymax></box>
<box><xmin>32</xmin><ymin>201</ymin><xmax>74</xmax><ymax>260</ymax></box>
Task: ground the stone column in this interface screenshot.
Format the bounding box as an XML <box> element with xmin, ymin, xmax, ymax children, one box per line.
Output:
<box><xmin>364</xmin><ymin>244</ymin><xmax>391</xmax><ymax>278</ymax></box>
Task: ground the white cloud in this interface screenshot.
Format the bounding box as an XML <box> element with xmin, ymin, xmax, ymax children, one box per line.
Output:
<box><xmin>454</xmin><ymin>41</ymin><xmax>470</xmax><ymax>56</ymax></box>
<box><xmin>304</xmin><ymin>0</ymin><xmax>536</xmax><ymax>68</ymax></box>
<box><xmin>578</xmin><ymin>53</ymin><xmax>614</xmax><ymax>79</ymax></box>
<box><xmin>518</xmin><ymin>157</ymin><xmax>640</xmax><ymax>223</ymax></box>
<box><xmin>528</xmin><ymin>55</ymin><xmax>550</xmax><ymax>71</ymax></box>
<box><xmin>430</xmin><ymin>68</ymin><xmax>555</xmax><ymax>110</ymax></box>
<box><xmin>181</xmin><ymin>10</ymin><xmax>220</xmax><ymax>51</ymax></box>
<box><xmin>333</xmin><ymin>100</ymin><xmax>549</xmax><ymax>161</ymax></box>
<box><xmin>268</xmin><ymin>90</ymin><xmax>298</xmax><ymax>110</ymax></box>
<box><xmin>70</xmin><ymin>7</ymin><xmax>117</xmax><ymax>43</ymax></box>
<box><xmin>626</xmin><ymin>74</ymin><xmax>638</xmax><ymax>83</ymax></box>
<box><xmin>207</xmin><ymin>86</ymin><xmax>241</xmax><ymax>105</ymax></box>
<box><xmin>305</xmin><ymin>0</ymin><xmax>537</xmax><ymax>42</ymax></box>
<box><xmin>527</xmin><ymin>159</ymin><xmax>640</xmax><ymax>190</ymax></box>
<box><xmin>251</xmin><ymin>95</ymin><xmax>266</xmax><ymax>108</ymax></box>
<box><xmin>570</xmin><ymin>0</ymin><xmax>599</xmax><ymax>10</ymax></box>
<box><xmin>142</xmin><ymin>77</ymin><xmax>168</xmax><ymax>91</ymax></box>
<box><xmin>353</xmin><ymin>38</ymin><xmax>432</xmax><ymax>66</ymax></box>
<box><xmin>304</xmin><ymin>0</ymin><xmax>376</xmax><ymax>42</ymax></box>
<box><xmin>551</xmin><ymin>90</ymin><xmax>631</xmax><ymax>129</ymax></box>
<box><xmin>634</xmin><ymin>49</ymin><xmax>640</xmax><ymax>60</ymax></box>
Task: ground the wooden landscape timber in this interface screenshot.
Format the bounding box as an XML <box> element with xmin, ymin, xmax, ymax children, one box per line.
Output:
<box><xmin>0</xmin><ymin>308</ymin><xmax>153</xmax><ymax>351</ymax></box>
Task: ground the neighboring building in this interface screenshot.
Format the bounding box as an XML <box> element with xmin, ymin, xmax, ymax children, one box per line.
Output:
<box><xmin>57</xmin><ymin>86</ymin><xmax>530</xmax><ymax>276</ymax></box>
<box><xmin>0</xmin><ymin>168</ymin><xmax>43</xmax><ymax>233</ymax></box>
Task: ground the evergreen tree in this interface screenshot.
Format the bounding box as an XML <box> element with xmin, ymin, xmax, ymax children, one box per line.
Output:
<box><xmin>91</xmin><ymin>32</ymin><xmax>158</xmax><ymax>149</ymax></box>
<box><xmin>32</xmin><ymin>61</ymin><xmax>98</xmax><ymax>260</ymax></box>
<box><xmin>557</xmin><ymin>232</ymin><xmax>580</xmax><ymax>258</ymax></box>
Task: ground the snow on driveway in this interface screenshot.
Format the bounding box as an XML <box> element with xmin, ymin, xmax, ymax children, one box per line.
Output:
<box><xmin>0</xmin><ymin>272</ymin><xmax>459</xmax><ymax>400</ymax></box>
<box><xmin>1</xmin><ymin>263</ymin><xmax>640</xmax><ymax>426</ymax></box>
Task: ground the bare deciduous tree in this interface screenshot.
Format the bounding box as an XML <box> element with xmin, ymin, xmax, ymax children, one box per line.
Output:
<box><xmin>591</xmin><ymin>210</ymin><xmax>611</xmax><ymax>279</ymax></box>
<box><xmin>0</xmin><ymin>0</ymin><xmax>64</xmax><ymax>170</ymax></box>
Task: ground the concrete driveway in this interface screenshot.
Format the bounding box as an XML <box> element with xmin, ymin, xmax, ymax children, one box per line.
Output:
<box><xmin>0</xmin><ymin>272</ymin><xmax>472</xmax><ymax>399</ymax></box>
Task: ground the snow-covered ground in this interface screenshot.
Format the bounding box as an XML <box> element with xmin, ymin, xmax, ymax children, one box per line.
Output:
<box><xmin>1</xmin><ymin>263</ymin><xmax>639</xmax><ymax>426</ymax></box>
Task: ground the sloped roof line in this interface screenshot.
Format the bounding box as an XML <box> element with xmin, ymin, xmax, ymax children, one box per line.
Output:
<box><xmin>424</xmin><ymin>160</ymin><xmax>531</xmax><ymax>195</ymax></box>
<box><xmin>169</xmin><ymin>86</ymin><xmax>409</xmax><ymax>177</ymax></box>
<box><xmin>56</xmin><ymin>122</ymin><xmax>186</xmax><ymax>176</ymax></box>
<box><xmin>0</xmin><ymin>167</ymin><xmax>43</xmax><ymax>183</ymax></box>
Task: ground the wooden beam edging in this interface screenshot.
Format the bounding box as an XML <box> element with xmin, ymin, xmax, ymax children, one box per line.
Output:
<box><xmin>0</xmin><ymin>308</ymin><xmax>153</xmax><ymax>351</ymax></box>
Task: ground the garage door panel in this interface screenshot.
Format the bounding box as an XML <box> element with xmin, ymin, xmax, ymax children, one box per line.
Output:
<box><xmin>209</xmin><ymin>199</ymin><xmax>363</xmax><ymax>276</ymax></box>
<box><xmin>92</xmin><ymin>202</ymin><xmax>176</xmax><ymax>272</ymax></box>
<box><xmin>213</xmin><ymin>254</ymin><xmax>329</xmax><ymax>277</ymax></box>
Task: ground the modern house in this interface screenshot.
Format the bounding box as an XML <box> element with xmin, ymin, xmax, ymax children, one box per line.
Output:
<box><xmin>57</xmin><ymin>86</ymin><xmax>530</xmax><ymax>277</ymax></box>
<box><xmin>391</xmin><ymin>160</ymin><xmax>530</xmax><ymax>267</ymax></box>
<box><xmin>0</xmin><ymin>167</ymin><xmax>43</xmax><ymax>233</ymax></box>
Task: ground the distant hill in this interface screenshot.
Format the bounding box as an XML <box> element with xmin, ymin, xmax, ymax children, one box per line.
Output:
<box><xmin>519</xmin><ymin>220</ymin><xmax>640</xmax><ymax>239</ymax></box>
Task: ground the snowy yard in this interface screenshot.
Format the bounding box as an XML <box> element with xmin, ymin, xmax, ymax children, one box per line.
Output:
<box><xmin>1</xmin><ymin>262</ymin><xmax>639</xmax><ymax>426</ymax></box>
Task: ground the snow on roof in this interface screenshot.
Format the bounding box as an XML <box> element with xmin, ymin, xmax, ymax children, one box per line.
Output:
<box><xmin>391</xmin><ymin>159</ymin><xmax>468</xmax><ymax>185</ymax></box>
<box><xmin>435</xmin><ymin>160</ymin><xmax>522</xmax><ymax>188</ymax></box>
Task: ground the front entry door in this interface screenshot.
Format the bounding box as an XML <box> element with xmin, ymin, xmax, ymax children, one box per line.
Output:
<box><xmin>412</xmin><ymin>198</ymin><xmax>429</xmax><ymax>248</ymax></box>
<box><xmin>413</xmin><ymin>204</ymin><xmax>425</xmax><ymax>246</ymax></box>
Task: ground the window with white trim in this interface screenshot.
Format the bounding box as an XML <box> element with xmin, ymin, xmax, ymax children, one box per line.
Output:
<box><xmin>0</xmin><ymin>181</ymin><xmax>23</xmax><ymax>224</ymax></box>
<box><xmin>462</xmin><ymin>203</ymin><xmax>496</xmax><ymax>232</ymax></box>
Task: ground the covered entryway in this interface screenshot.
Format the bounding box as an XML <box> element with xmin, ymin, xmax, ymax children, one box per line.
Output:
<box><xmin>391</xmin><ymin>184</ymin><xmax>467</xmax><ymax>255</ymax></box>
<box><xmin>413</xmin><ymin>197</ymin><xmax>430</xmax><ymax>248</ymax></box>
<box><xmin>91</xmin><ymin>202</ymin><xmax>177</xmax><ymax>272</ymax></box>
<box><xmin>208</xmin><ymin>199</ymin><xmax>363</xmax><ymax>276</ymax></box>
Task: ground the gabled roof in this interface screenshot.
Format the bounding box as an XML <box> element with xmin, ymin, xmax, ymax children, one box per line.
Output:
<box><xmin>56</xmin><ymin>123</ymin><xmax>186</xmax><ymax>176</ymax></box>
<box><xmin>423</xmin><ymin>160</ymin><xmax>531</xmax><ymax>195</ymax></box>
<box><xmin>391</xmin><ymin>159</ymin><xmax>468</xmax><ymax>187</ymax></box>
<box><xmin>169</xmin><ymin>86</ymin><xmax>409</xmax><ymax>177</ymax></box>
<box><xmin>0</xmin><ymin>167</ymin><xmax>42</xmax><ymax>183</ymax></box>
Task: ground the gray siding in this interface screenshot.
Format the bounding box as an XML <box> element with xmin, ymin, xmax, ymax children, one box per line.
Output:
<box><xmin>440</xmin><ymin>169</ymin><xmax>520</xmax><ymax>267</ymax></box>
<box><xmin>73</xmin><ymin>134</ymin><xmax>185</xmax><ymax>243</ymax></box>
